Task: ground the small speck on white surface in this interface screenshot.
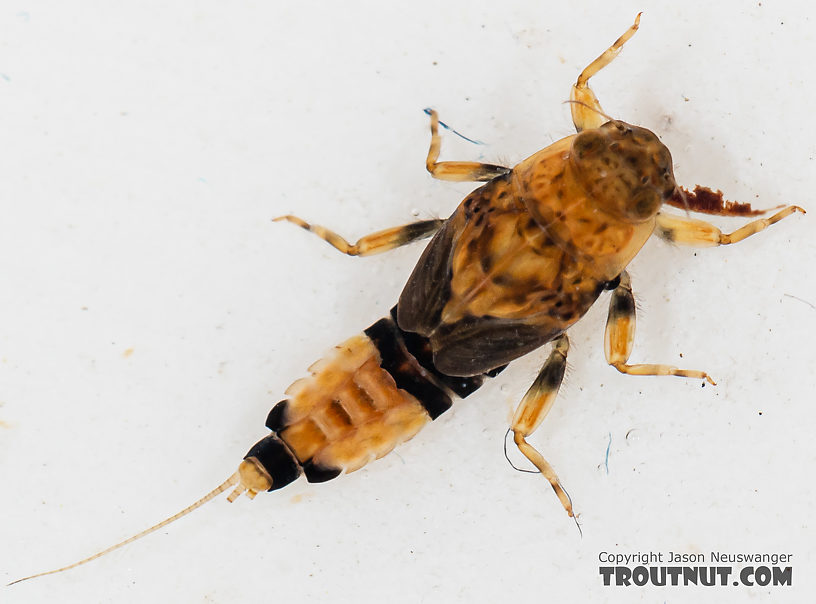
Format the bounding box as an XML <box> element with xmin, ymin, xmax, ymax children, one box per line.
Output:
<box><xmin>1</xmin><ymin>2</ymin><xmax>814</xmax><ymax>603</ymax></box>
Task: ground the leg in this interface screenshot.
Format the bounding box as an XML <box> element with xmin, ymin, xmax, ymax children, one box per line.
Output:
<box><xmin>273</xmin><ymin>215</ymin><xmax>444</xmax><ymax>256</ymax></box>
<box><xmin>605</xmin><ymin>271</ymin><xmax>715</xmax><ymax>384</ymax></box>
<box><xmin>425</xmin><ymin>109</ymin><xmax>510</xmax><ymax>182</ymax></box>
<box><xmin>510</xmin><ymin>334</ymin><xmax>574</xmax><ymax>517</ymax></box>
<box><xmin>655</xmin><ymin>205</ymin><xmax>805</xmax><ymax>247</ymax></box>
<box><xmin>570</xmin><ymin>14</ymin><xmax>641</xmax><ymax>132</ymax></box>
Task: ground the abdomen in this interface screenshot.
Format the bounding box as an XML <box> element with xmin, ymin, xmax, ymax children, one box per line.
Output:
<box><xmin>247</xmin><ymin>309</ymin><xmax>498</xmax><ymax>489</ymax></box>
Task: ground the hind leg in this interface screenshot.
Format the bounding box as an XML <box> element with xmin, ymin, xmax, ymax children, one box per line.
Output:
<box><xmin>510</xmin><ymin>334</ymin><xmax>574</xmax><ymax>517</ymax></box>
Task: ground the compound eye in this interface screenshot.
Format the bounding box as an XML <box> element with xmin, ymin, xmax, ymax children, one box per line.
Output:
<box><xmin>629</xmin><ymin>187</ymin><xmax>661</xmax><ymax>220</ymax></box>
<box><xmin>572</xmin><ymin>130</ymin><xmax>608</xmax><ymax>160</ymax></box>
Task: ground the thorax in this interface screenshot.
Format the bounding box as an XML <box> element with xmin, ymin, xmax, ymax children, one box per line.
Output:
<box><xmin>441</xmin><ymin>136</ymin><xmax>655</xmax><ymax>327</ymax></box>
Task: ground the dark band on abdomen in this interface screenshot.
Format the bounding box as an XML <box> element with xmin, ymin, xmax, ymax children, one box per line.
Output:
<box><xmin>301</xmin><ymin>459</ymin><xmax>342</xmax><ymax>483</ymax></box>
<box><xmin>243</xmin><ymin>434</ymin><xmax>301</xmax><ymax>491</ymax></box>
<box><xmin>364</xmin><ymin>316</ymin><xmax>453</xmax><ymax>420</ymax></box>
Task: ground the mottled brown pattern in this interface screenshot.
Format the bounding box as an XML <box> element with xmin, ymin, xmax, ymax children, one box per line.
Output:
<box><xmin>277</xmin><ymin>335</ymin><xmax>429</xmax><ymax>474</ymax></box>
<box><xmin>442</xmin><ymin>136</ymin><xmax>656</xmax><ymax>328</ymax></box>
<box><xmin>397</xmin><ymin>121</ymin><xmax>670</xmax><ymax>376</ymax></box>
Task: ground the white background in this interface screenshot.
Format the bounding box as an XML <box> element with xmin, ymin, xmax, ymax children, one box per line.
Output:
<box><xmin>1</xmin><ymin>1</ymin><xmax>814</xmax><ymax>603</ymax></box>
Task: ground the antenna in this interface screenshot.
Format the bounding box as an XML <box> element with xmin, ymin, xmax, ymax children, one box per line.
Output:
<box><xmin>563</xmin><ymin>98</ymin><xmax>615</xmax><ymax>124</ymax></box>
